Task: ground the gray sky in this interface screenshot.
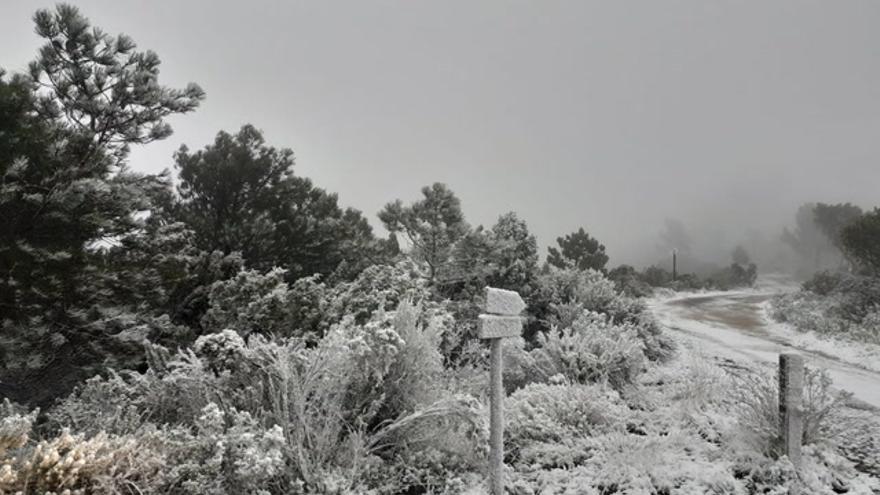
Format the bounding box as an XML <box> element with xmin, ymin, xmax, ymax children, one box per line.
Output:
<box><xmin>2</xmin><ymin>1</ymin><xmax>879</xmax><ymax>266</ymax></box>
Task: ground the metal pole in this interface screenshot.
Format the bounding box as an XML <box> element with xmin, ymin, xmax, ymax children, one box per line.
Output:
<box><xmin>489</xmin><ymin>338</ymin><xmax>504</xmax><ymax>495</ymax></box>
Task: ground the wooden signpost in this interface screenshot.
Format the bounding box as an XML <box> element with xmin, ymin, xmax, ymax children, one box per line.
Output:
<box><xmin>479</xmin><ymin>287</ymin><xmax>525</xmax><ymax>495</ymax></box>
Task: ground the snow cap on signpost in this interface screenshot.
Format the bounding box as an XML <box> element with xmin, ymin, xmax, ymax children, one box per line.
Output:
<box><xmin>478</xmin><ymin>287</ymin><xmax>525</xmax><ymax>339</ymax></box>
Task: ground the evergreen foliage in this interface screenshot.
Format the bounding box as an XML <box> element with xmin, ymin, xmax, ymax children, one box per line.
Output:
<box><xmin>174</xmin><ymin>125</ymin><xmax>378</xmax><ymax>281</ymax></box>
<box><xmin>379</xmin><ymin>183</ymin><xmax>470</xmax><ymax>285</ymax></box>
<box><xmin>0</xmin><ymin>4</ymin><xmax>203</xmax><ymax>404</ymax></box>
<box><xmin>547</xmin><ymin>227</ymin><xmax>609</xmax><ymax>272</ymax></box>
<box><xmin>841</xmin><ymin>208</ymin><xmax>880</xmax><ymax>275</ymax></box>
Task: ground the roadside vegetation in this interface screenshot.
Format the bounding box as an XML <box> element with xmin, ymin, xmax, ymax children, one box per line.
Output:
<box><xmin>771</xmin><ymin>204</ymin><xmax>880</xmax><ymax>345</ymax></box>
<box><xmin>608</xmin><ymin>250</ymin><xmax>758</xmax><ymax>297</ymax></box>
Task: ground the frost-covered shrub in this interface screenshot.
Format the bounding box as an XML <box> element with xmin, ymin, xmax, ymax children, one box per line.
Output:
<box><xmin>803</xmin><ymin>270</ymin><xmax>848</xmax><ymax>296</ymax></box>
<box><xmin>641</xmin><ymin>265</ymin><xmax>674</xmax><ymax>287</ymax></box>
<box><xmin>736</xmin><ymin>444</ymin><xmax>880</xmax><ymax>494</ymax></box>
<box><xmin>47</xmin><ymin>371</ymin><xmax>151</xmax><ymax>436</ymax></box>
<box><xmin>636</xmin><ymin>262</ymin><xmax>757</xmax><ymax>292</ymax></box>
<box><xmin>771</xmin><ymin>291</ymin><xmax>843</xmax><ymax>334</ymax></box>
<box><xmin>771</xmin><ymin>272</ymin><xmax>880</xmax><ymax>344</ymax></box>
<box><xmin>534</xmin><ymin>268</ymin><xmax>628</xmax><ymax>324</ymax></box>
<box><xmin>503</xmin><ymin>344</ymin><xmax>879</xmax><ymax>495</ymax></box>
<box><xmin>666</xmin><ymin>272</ymin><xmax>705</xmax><ymax>292</ymax></box>
<box><xmin>202</xmin><ymin>268</ymin><xmax>313</xmax><ymax>338</ymax></box>
<box><xmin>505</xmin><ymin>383</ymin><xmax>626</xmax><ymax>466</ymax></box>
<box><xmin>364</xmin><ymin>449</ymin><xmax>487</xmax><ymax>495</ymax></box>
<box><xmin>631</xmin><ymin>313</ymin><xmax>676</xmax><ymax>362</ymax></box>
<box><xmin>508</xmin><ymin>430</ymin><xmax>739</xmax><ymax>494</ymax></box>
<box><xmin>834</xmin><ymin>411</ymin><xmax>880</xmax><ymax>477</ymax></box>
<box><xmin>529</xmin><ymin>312</ymin><xmax>647</xmax><ymax>390</ymax></box>
<box><xmin>706</xmin><ymin>262</ymin><xmax>758</xmax><ymax>290</ymax></box>
<box><xmin>359</xmin><ymin>397</ymin><xmax>488</xmax><ymax>494</ymax></box>
<box><xmin>326</xmin><ymin>299</ymin><xmax>454</xmax><ymax>431</ymax></box>
<box><xmin>325</xmin><ymin>260</ymin><xmax>432</xmax><ymax>325</ymax></box>
<box><xmin>193</xmin><ymin>328</ymin><xmax>251</xmax><ymax>371</ymax></box>
<box><xmin>0</xmin><ymin>401</ymin><xmax>35</xmax><ymax>459</ymax></box>
<box><xmin>668</xmin><ymin>353</ymin><xmax>731</xmax><ymax>414</ymax></box>
<box><xmin>803</xmin><ymin>271</ymin><xmax>880</xmax><ymax>319</ymax></box>
<box><xmin>731</xmin><ymin>367</ymin><xmax>854</xmax><ymax>458</ymax></box>
<box><xmin>531</xmin><ymin>267</ymin><xmax>674</xmax><ymax>362</ymax></box>
<box><xmin>586</xmin><ymin>430</ymin><xmax>738</xmax><ymax>494</ymax></box>
<box><xmin>8</xmin><ymin>399</ymin><xmax>285</xmax><ymax>495</ymax></box>
<box><xmin>161</xmin><ymin>402</ymin><xmax>286</xmax><ymax>494</ymax></box>
<box><xmin>607</xmin><ymin>264</ymin><xmax>654</xmax><ymax>298</ymax></box>
<box><xmin>199</xmin><ymin>260</ymin><xmax>439</xmax><ymax>346</ymax></box>
<box><xmin>49</xmin><ymin>301</ymin><xmax>484</xmax><ymax>493</ymax></box>
<box><xmin>1</xmin><ymin>411</ymin><xmax>165</xmax><ymax>495</ymax></box>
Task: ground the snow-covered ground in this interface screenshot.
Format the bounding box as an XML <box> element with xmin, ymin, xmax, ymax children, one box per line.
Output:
<box><xmin>648</xmin><ymin>275</ymin><xmax>880</xmax><ymax>409</ymax></box>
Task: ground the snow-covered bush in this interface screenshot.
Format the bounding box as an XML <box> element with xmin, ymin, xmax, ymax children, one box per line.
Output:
<box><xmin>804</xmin><ymin>271</ymin><xmax>880</xmax><ymax>320</ymax></box>
<box><xmin>202</xmin><ymin>268</ymin><xmax>314</xmax><ymax>338</ymax></box>
<box><xmin>199</xmin><ymin>260</ymin><xmax>438</xmax><ymax>346</ymax></box>
<box><xmin>508</xmin><ymin>429</ymin><xmax>739</xmax><ymax>494</ymax></box>
<box><xmin>531</xmin><ymin>266</ymin><xmax>675</xmax><ymax>362</ymax></box>
<box><xmin>607</xmin><ymin>264</ymin><xmax>654</xmax><ymax>298</ymax></box>
<box><xmin>528</xmin><ymin>312</ymin><xmax>647</xmax><ymax>390</ymax></box>
<box><xmin>325</xmin><ymin>259</ymin><xmax>432</xmax><ymax>325</ymax></box>
<box><xmin>0</xmin><ymin>401</ymin><xmax>35</xmax><ymax>459</ymax></box>
<box><xmin>772</xmin><ymin>271</ymin><xmax>880</xmax><ymax>344</ymax></box>
<box><xmin>835</xmin><ymin>411</ymin><xmax>880</xmax><ymax>477</ymax></box>
<box><xmin>505</xmin><ymin>383</ymin><xmax>626</xmax><ymax>467</ymax></box>
<box><xmin>588</xmin><ymin>430</ymin><xmax>738</xmax><ymax>494</ymax></box>
<box><xmin>731</xmin><ymin>367</ymin><xmax>855</xmax><ymax>459</ymax></box>
<box><xmin>327</xmin><ymin>299</ymin><xmax>453</xmax><ymax>430</ymax></box>
<box><xmin>772</xmin><ymin>291</ymin><xmax>880</xmax><ymax>345</ymax></box>
<box><xmin>734</xmin><ymin>443</ymin><xmax>880</xmax><ymax>494</ymax></box>
<box><xmin>161</xmin><ymin>402</ymin><xmax>286</xmax><ymax>494</ymax></box>
<box><xmin>49</xmin><ymin>300</ymin><xmax>484</xmax><ymax>493</ymax></box>
<box><xmin>706</xmin><ymin>262</ymin><xmax>758</xmax><ymax>290</ymax></box>
<box><xmin>4</xmin><ymin>399</ymin><xmax>288</xmax><ymax>494</ymax></box>
<box><xmin>771</xmin><ymin>291</ymin><xmax>846</xmax><ymax>334</ymax></box>
<box><xmin>1</xmin><ymin>401</ymin><xmax>165</xmax><ymax>495</ymax></box>
<box><xmin>534</xmin><ymin>268</ymin><xmax>635</xmax><ymax>325</ymax></box>
<box><xmin>47</xmin><ymin>371</ymin><xmax>152</xmax><ymax>436</ymax></box>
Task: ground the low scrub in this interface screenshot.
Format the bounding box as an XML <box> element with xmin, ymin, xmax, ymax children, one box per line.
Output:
<box><xmin>38</xmin><ymin>301</ymin><xmax>487</xmax><ymax>493</ymax></box>
<box><xmin>529</xmin><ymin>313</ymin><xmax>647</xmax><ymax>390</ymax></box>
<box><xmin>771</xmin><ymin>271</ymin><xmax>880</xmax><ymax>344</ymax></box>
<box><xmin>731</xmin><ymin>367</ymin><xmax>854</xmax><ymax>458</ymax></box>
<box><xmin>530</xmin><ymin>267</ymin><xmax>675</xmax><ymax>362</ymax></box>
<box><xmin>503</xmin><ymin>311</ymin><xmax>655</xmax><ymax>393</ymax></box>
<box><xmin>632</xmin><ymin>262</ymin><xmax>758</xmax><ymax>292</ymax></box>
<box><xmin>503</xmin><ymin>351</ymin><xmax>880</xmax><ymax>494</ymax></box>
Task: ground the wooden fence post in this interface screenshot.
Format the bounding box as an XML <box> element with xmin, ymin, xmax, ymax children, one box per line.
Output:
<box><xmin>779</xmin><ymin>353</ymin><xmax>804</xmax><ymax>466</ymax></box>
<box><xmin>479</xmin><ymin>287</ymin><xmax>525</xmax><ymax>495</ymax></box>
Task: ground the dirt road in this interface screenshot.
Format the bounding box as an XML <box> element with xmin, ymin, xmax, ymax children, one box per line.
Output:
<box><xmin>649</xmin><ymin>285</ymin><xmax>880</xmax><ymax>409</ymax></box>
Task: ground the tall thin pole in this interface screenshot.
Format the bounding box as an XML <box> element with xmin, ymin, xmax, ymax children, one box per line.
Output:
<box><xmin>672</xmin><ymin>249</ymin><xmax>677</xmax><ymax>282</ymax></box>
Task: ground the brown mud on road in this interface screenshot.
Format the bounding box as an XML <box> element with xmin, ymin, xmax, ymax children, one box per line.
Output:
<box><xmin>667</xmin><ymin>293</ymin><xmax>772</xmax><ymax>334</ymax></box>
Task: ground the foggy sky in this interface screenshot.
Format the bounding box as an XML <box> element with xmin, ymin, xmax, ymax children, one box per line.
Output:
<box><xmin>2</xmin><ymin>1</ymin><xmax>879</xmax><ymax>267</ymax></box>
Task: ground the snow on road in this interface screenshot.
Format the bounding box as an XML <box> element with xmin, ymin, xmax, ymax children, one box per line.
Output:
<box><xmin>648</xmin><ymin>277</ymin><xmax>880</xmax><ymax>409</ymax></box>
